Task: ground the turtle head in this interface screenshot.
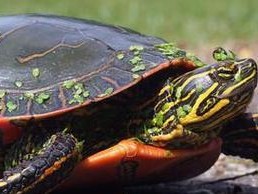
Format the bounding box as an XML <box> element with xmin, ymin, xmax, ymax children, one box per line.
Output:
<box><xmin>143</xmin><ymin>58</ymin><xmax>257</xmax><ymax>148</ymax></box>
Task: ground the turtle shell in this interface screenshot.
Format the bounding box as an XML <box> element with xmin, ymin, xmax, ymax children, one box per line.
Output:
<box><xmin>0</xmin><ymin>14</ymin><xmax>183</xmax><ymax>118</ymax></box>
<box><xmin>0</xmin><ymin>14</ymin><xmax>200</xmax><ymax>144</ymax></box>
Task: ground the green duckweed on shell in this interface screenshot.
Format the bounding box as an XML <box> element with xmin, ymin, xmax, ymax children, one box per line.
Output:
<box><xmin>14</xmin><ymin>81</ymin><xmax>23</xmax><ymax>88</ymax></box>
<box><xmin>35</xmin><ymin>92</ymin><xmax>50</xmax><ymax>104</ymax></box>
<box><xmin>0</xmin><ymin>90</ymin><xmax>6</xmax><ymax>99</ymax></box>
<box><xmin>6</xmin><ymin>101</ymin><xmax>17</xmax><ymax>112</ymax></box>
<box><xmin>32</xmin><ymin>68</ymin><xmax>40</xmax><ymax>78</ymax></box>
<box><xmin>98</xmin><ymin>87</ymin><xmax>114</xmax><ymax>97</ymax></box>
<box><xmin>63</xmin><ymin>80</ymin><xmax>76</xmax><ymax>89</ymax></box>
<box><xmin>116</xmin><ymin>53</ymin><xmax>125</xmax><ymax>60</ymax></box>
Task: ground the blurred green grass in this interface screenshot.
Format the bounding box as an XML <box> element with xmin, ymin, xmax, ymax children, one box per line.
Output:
<box><xmin>0</xmin><ymin>0</ymin><xmax>257</xmax><ymax>45</ymax></box>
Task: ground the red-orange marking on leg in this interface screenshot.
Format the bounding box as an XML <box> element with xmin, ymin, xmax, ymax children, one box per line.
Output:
<box><xmin>0</xmin><ymin>118</ymin><xmax>22</xmax><ymax>145</ymax></box>
<box><xmin>62</xmin><ymin>138</ymin><xmax>222</xmax><ymax>189</ymax></box>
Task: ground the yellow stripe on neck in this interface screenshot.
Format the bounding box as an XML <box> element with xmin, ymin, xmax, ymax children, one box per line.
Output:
<box><xmin>158</xmin><ymin>85</ymin><xmax>171</xmax><ymax>96</ymax></box>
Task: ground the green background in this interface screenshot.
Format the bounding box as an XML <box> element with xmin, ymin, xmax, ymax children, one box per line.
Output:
<box><xmin>0</xmin><ymin>0</ymin><xmax>257</xmax><ymax>45</ymax></box>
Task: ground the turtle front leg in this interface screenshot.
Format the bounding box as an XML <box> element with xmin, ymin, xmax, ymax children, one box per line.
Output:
<box><xmin>0</xmin><ymin>133</ymin><xmax>81</xmax><ymax>194</ymax></box>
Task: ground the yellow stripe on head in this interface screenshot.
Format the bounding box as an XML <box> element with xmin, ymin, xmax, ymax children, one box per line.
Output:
<box><xmin>223</xmin><ymin>69</ymin><xmax>257</xmax><ymax>96</ymax></box>
<box><xmin>179</xmin><ymin>83</ymin><xmax>229</xmax><ymax>125</ymax></box>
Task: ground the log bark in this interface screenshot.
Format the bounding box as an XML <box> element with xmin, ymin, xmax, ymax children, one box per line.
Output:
<box><xmin>126</xmin><ymin>154</ymin><xmax>258</xmax><ymax>194</ymax></box>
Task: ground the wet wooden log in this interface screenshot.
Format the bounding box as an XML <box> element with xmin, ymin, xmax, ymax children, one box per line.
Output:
<box><xmin>126</xmin><ymin>154</ymin><xmax>258</xmax><ymax>194</ymax></box>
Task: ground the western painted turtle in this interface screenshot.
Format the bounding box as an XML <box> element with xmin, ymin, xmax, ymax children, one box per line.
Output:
<box><xmin>0</xmin><ymin>14</ymin><xmax>256</xmax><ymax>194</ymax></box>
